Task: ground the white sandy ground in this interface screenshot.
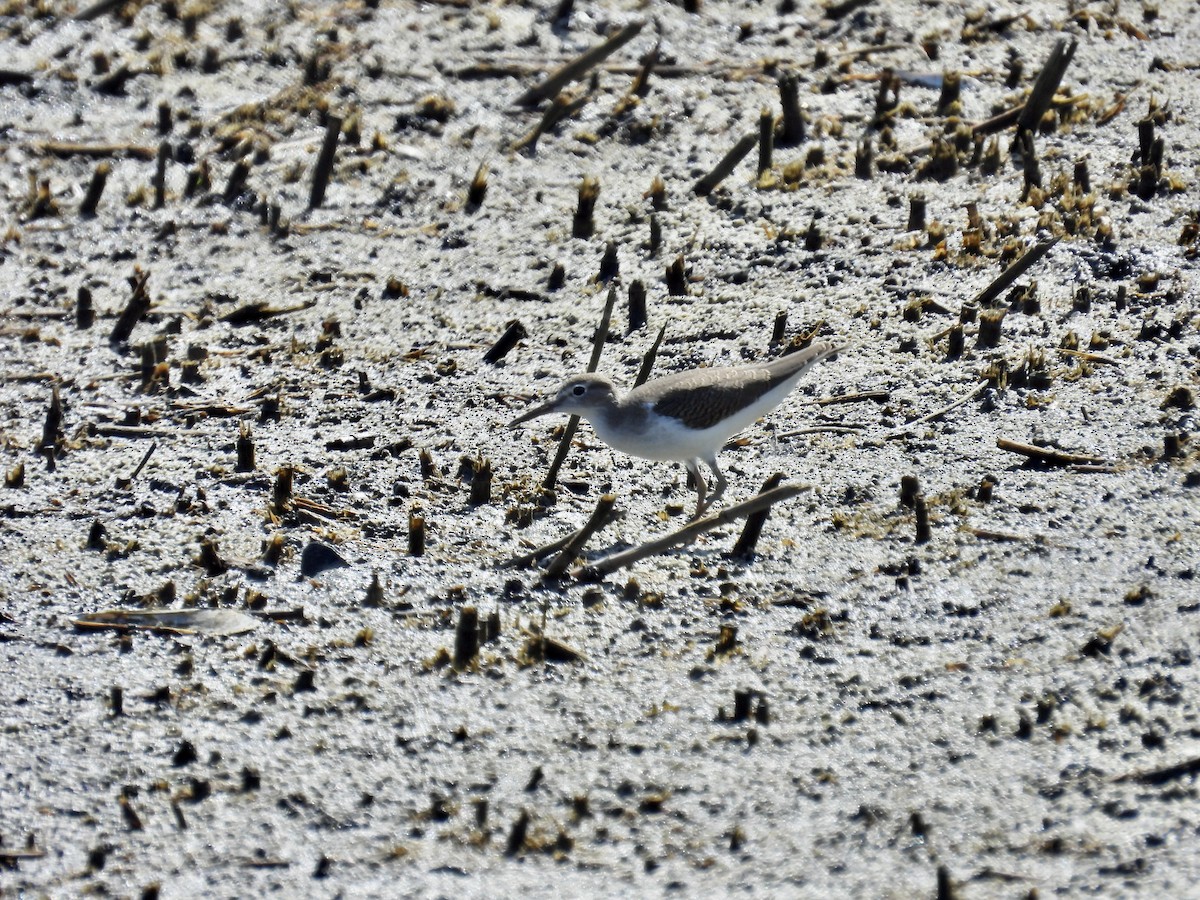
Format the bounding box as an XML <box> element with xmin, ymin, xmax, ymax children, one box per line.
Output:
<box><xmin>1</xmin><ymin>0</ymin><xmax>1199</xmax><ymax>896</ymax></box>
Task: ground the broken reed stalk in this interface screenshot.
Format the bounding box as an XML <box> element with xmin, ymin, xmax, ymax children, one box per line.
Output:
<box><xmin>515</xmin><ymin>20</ymin><xmax>645</xmax><ymax>106</ymax></box>
<box><xmin>969</xmin><ymin>236</ymin><xmax>1060</xmax><ymax>310</ymax></box>
<box><xmin>76</xmin><ymin>286</ymin><xmax>94</xmax><ymax>329</ymax></box>
<box><xmin>627</xmin><ymin>280</ymin><xmax>647</xmax><ymax>332</ymax></box>
<box><xmin>776</xmin><ymin>71</ymin><xmax>804</xmax><ymax>147</ymax></box>
<box><xmin>631</xmin><ymin>40</ymin><xmax>660</xmax><ymax>97</ymax></box>
<box><xmin>80</xmin><ymin>162</ymin><xmax>110</xmax><ymax>216</ymax></box>
<box><xmin>937</xmin><ymin>71</ymin><xmax>961</xmax><ymax>114</ymax></box>
<box><xmin>1018</xmin><ymin>129</ymin><xmax>1041</xmax><ymax>200</ymax></box>
<box><xmin>885</xmin><ymin>380</ymin><xmax>989</xmax><ymax>438</ymax></box>
<box><xmin>693</xmin><ymin>131</ymin><xmax>758</xmax><ymax>196</ymax></box>
<box><xmin>502</xmin><ymin>494</ymin><xmax>618</xmax><ymax>569</ymax></box>
<box><xmin>41</xmin><ymin>384</ymin><xmax>63</xmax><ymax>453</ymax></box>
<box><xmin>771</xmin><ymin>311</ymin><xmax>788</xmax><ymax>344</ymax></box>
<box><xmin>470</xmin><ymin>458</ymin><xmax>493</xmax><ymax>505</ymax></box>
<box><xmin>730</xmin><ymin>472</ymin><xmax>785</xmax><ymax>559</ymax></box>
<box><xmin>543</xmin><ymin>494</ymin><xmax>617</xmax><ymax>578</ymax></box>
<box><xmin>579</xmin><ymin>484</ymin><xmax>807</xmax><ymax>579</ymax></box>
<box><xmin>633</xmin><ymin>323</ymin><xmax>666</xmax><ymax>387</ymax></box>
<box><xmin>976</xmin><ymin>308</ymin><xmax>1005</xmax><ymax>349</ymax></box>
<box><xmin>907</xmin><ymin>195</ymin><xmax>926</xmax><ymax>231</ymax></box>
<box><xmin>466</xmin><ymin>161</ymin><xmax>489</xmax><ymax>208</ymax></box>
<box><xmin>511</xmin><ymin>91</ymin><xmax>590</xmax><ymax>153</ymax></box>
<box><xmin>665</xmin><ymin>254</ymin><xmax>687</xmax><ymax>295</ymax></box>
<box><xmin>757</xmin><ymin>108</ymin><xmax>774</xmax><ymax>175</ymax></box>
<box><xmin>996</xmin><ymin>437</ymin><xmax>1106</xmax><ymax>468</ymax></box>
<box><xmin>483</xmin><ymin>319</ymin><xmax>527</xmax><ymax>364</ymax></box>
<box><xmin>599</xmin><ymin>241</ymin><xmax>619</xmax><ymax>282</ymax></box>
<box><xmin>1015</xmin><ymin>38</ymin><xmax>1078</xmax><ymax>140</ymax></box>
<box><xmin>914</xmin><ymin>495</ymin><xmax>931</xmax><ymax>544</ymax></box>
<box><xmin>542</xmin><ymin>287</ymin><xmax>616</xmax><ymax>491</ymax></box>
<box><xmin>453</xmin><ymin>606</ymin><xmax>479</xmax><ymax>670</ymax></box>
<box><xmin>308</xmin><ymin>113</ymin><xmax>343</xmax><ymax>209</ymax></box>
<box><xmin>235</xmin><ymin>423</ymin><xmax>254</xmax><ymax>471</ymax></box>
<box><xmin>855</xmin><ymin>135</ymin><xmax>873</xmax><ymax>179</ymax></box>
<box><xmin>129</xmin><ymin>441</ymin><xmax>157</xmax><ymax>481</ymax></box>
<box><xmin>408</xmin><ymin>510</ymin><xmax>426</xmax><ymax>556</ymax></box>
<box><xmin>110</xmin><ymin>268</ymin><xmax>152</xmax><ymax>343</ymax></box>
<box><xmin>572</xmin><ymin>175</ymin><xmax>600</xmax><ymax>238</ymax></box>
<box><xmin>153</xmin><ymin>141</ymin><xmax>169</xmax><ymax>209</ymax></box>
<box><xmin>222</xmin><ymin>160</ymin><xmax>249</xmax><ymax>203</ymax></box>
<box><xmin>552</xmin><ymin>0</ymin><xmax>574</xmax><ymax>27</ymax></box>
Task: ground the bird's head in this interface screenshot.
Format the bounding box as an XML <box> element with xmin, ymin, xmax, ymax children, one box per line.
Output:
<box><xmin>508</xmin><ymin>374</ymin><xmax>618</xmax><ymax>426</ymax></box>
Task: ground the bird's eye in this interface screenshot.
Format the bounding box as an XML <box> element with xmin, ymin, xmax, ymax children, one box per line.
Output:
<box><xmin>571</xmin><ymin>384</ymin><xmax>586</xmax><ymax>396</ymax></box>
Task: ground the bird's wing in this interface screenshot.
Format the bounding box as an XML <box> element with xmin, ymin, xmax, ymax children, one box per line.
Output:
<box><xmin>648</xmin><ymin>369</ymin><xmax>776</xmax><ymax>430</ymax></box>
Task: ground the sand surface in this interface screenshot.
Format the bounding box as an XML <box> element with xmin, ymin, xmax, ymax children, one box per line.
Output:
<box><xmin>2</xmin><ymin>0</ymin><xmax>1199</xmax><ymax>896</ymax></box>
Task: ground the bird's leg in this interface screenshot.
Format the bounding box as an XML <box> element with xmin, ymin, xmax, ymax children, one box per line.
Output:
<box><xmin>686</xmin><ymin>460</ymin><xmax>708</xmax><ymax>519</ymax></box>
<box><xmin>704</xmin><ymin>455</ymin><xmax>728</xmax><ymax>509</ymax></box>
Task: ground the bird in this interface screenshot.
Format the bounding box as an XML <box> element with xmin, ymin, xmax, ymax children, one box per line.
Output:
<box><xmin>509</xmin><ymin>341</ymin><xmax>842</xmax><ymax>518</ymax></box>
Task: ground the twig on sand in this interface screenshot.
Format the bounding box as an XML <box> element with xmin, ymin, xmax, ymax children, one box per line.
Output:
<box><xmin>578</xmin><ymin>484</ymin><xmax>807</xmax><ymax>579</ymax></box>
<box><xmin>1114</xmin><ymin>755</ymin><xmax>1200</xmax><ymax>785</ymax></box>
<box><xmin>969</xmin><ymin>236</ymin><xmax>1060</xmax><ymax>310</ymax></box>
<box><xmin>996</xmin><ymin>437</ymin><xmax>1108</xmax><ymax>468</ymax></box>
<box><xmin>542</xmin><ymin>495</ymin><xmax>618</xmax><ymax>578</ymax></box>
<box><xmin>886</xmin><ymin>380</ymin><xmax>990</xmax><ymax>438</ymax></box>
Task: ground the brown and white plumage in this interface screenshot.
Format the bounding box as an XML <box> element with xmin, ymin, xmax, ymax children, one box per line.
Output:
<box><xmin>509</xmin><ymin>341</ymin><xmax>842</xmax><ymax>517</ymax></box>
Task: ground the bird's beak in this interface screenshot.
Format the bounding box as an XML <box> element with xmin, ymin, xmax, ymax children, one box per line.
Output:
<box><xmin>508</xmin><ymin>398</ymin><xmax>562</xmax><ymax>428</ymax></box>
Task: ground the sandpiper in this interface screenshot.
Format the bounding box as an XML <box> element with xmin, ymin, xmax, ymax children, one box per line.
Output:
<box><xmin>509</xmin><ymin>341</ymin><xmax>842</xmax><ymax>517</ymax></box>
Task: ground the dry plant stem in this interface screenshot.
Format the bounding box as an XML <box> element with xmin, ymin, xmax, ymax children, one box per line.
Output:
<box><xmin>579</xmin><ymin>484</ymin><xmax>807</xmax><ymax>579</ymax></box>
<box><xmin>75</xmin><ymin>0</ymin><xmax>124</xmax><ymax>20</ymax></box>
<box><xmin>128</xmin><ymin>442</ymin><xmax>157</xmax><ymax>481</ymax></box>
<box><xmin>91</xmin><ymin>424</ymin><xmax>208</xmax><ymax>439</ymax></box>
<box><xmin>511</xmin><ymin>91</ymin><xmax>590</xmax><ymax>152</ymax></box>
<box><xmin>731</xmin><ymin>473</ymin><xmax>784</xmax><ymax>559</ymax></box>
<box><xmin>110</xmin><ymin>269</ymin><xmax>152</xmax><ymax>344</ymax></box>
<box><xmin>693</xmin><ymin>132</ymin><xmax>759</xmax><ymax>196</ymax></box>
<box><xmin>516</xmin><ymin>21</ymin><xmax>645</xmax><ymax>107</ymax></box>
<box><xmin>825</xmin><ymin>0</ymin><xmax>875</xmax><ymax>19</ymax></box>
<box><xmin>1058</xmin><ymin>347</ymin><xmax>1119</xmax><ymax>366</ymax></box>
<box><xmin>1016</xmin><ymin>38</ymin><xmax>1078</xmax><ymax>136</ymax></box>
<box><xmin>38</xmin><ymin>141</ymin><xmax>157</xmax><ymax>160</ymax></box>
<box><xmin>816</xmin><ymin>390</ymin><xmax>890</xmax><ymax>406</ymax></box>
<box><xmin>634</xmin><ymin>323</ymin><xmax>666</xmax><ymax>388</ymax></box>
<box><xmin>964</xmin><ymin>526</ymin><xmax>1031</xmax><ymax>543</ymax></box>
<box><xmin>1115</xmin><ymin>755</ymin><xmax>1200</xmax><ymax>786</ymax></box>
<box><xmin>969</xmin><ymin>236</ymin><xmax>1060</xmax><ymax>310</ymax></box>
<box><xmin>996</xmin><ymin>437</ymin><xmax>1107</xmax><ymax>468</ymax></box>
<box><xmin>885</xmin><ymin>380</ymin><xmax>989</xmax><ymax>438</ymax></box>
<box><xmin>631</xmin><ymin>40</ymin><xmax>660</xmax><ymax>96</ymax></box>
<box><xmin>502</xmin><ymin>496</ymin><xmax>617</xmax><ymax>569</ymax></box>
<box><xmin>309</xmin><ymin>114</ymin><xmax>343</xmax><ymax>209</ymax></box>
<box><xmin>542</xmin><ymin>287</ymin><xmax>616</xmax><ymax>491</ymax></box>
<box><xmin>543</xmin><ymin>494</ymin><xmax>618</xmax><ymax>578</ymax></box>
<box><xmin>775</xmin><ymin>424</ymin><xmax>865</xmax><ymax>439</ymax></box>
<box><xmin>453</xmin><ymin>606</ymin><xmax>479</xmax><ymax>671</ymax></box>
